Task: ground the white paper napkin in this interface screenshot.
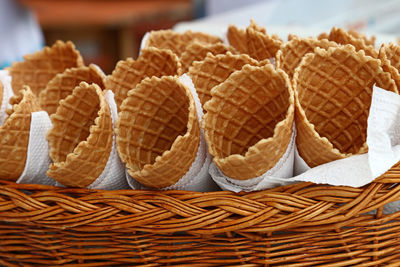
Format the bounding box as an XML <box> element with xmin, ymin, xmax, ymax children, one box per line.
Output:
<box><xmin>16</xmin><ymin>111</ymin><xmax>56</xmax><ymax>185</ymax></box>
<box><xmin>126</xmin><ymin>74</ymin><xmax>217</xmax><ymax>192</ymax></box>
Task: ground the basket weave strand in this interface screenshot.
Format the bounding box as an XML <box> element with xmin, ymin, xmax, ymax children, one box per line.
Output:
<box><xmin>1</xmin><ymin>164</ymin><xmax>400</xmax><ymax>265</ymax></box>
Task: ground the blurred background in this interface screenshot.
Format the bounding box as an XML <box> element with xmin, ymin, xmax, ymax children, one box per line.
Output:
<box><xmin>3</xmin><ymin>0</ymin><xmax>400</xmax><ymax>73</ymax></box>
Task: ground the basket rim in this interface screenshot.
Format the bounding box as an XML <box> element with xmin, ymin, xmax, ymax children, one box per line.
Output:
<box><xmin>0</xmin><ymin>163</ymin><xmax>399</xmax><ymax>234</ymax></box>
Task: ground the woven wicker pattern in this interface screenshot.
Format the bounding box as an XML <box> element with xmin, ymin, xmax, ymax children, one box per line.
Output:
<box><xmin>275</xmin><ymin>37</ymin><xmax>338</xmax><ymax>78</ymax></box>
<box><xmin>116</xmin><ymin>76</ymin><xmax>199</xmax><ymax>188</ymax></box>
<box><xmin>188</xmin><ymin>52</ymin><xmax>259</xmax><ymax>107</ymax></box>
<box><xmin>39</xmin><ymin>64</ymin><xmax>106</xmax><ymax>115</ymax></box>
<box><xmin>0</xmin><ymin>87</ymin><xmax>41</xmax><ymax>181</ymax></box>
<box><xmin>7</xmin><ymin>40</ymin><xmax>84</xmax><ymax>96</ymax></box>
<box><xmin>202</xmin><ymin>64</ymin><xmax>294</xmax><ymax>180</ymax></box>
<box><xmin>46</xmin><ymin>82</ymin><xmax>113</xmax><ymax>188</ymax></box>
<box><xmin>1</xmin><ymin>167</ymin><xmax>400</xmax><ymax>266</ymax></box>
<box><xmin>294</xmin><ymin>45</ymin><xmax>397</xmax><ymax>167</ymax></box>
<box><xmin>106</xmin><ymin>47</ymin><xmax>181</xmax><ymax>110</ymax></box>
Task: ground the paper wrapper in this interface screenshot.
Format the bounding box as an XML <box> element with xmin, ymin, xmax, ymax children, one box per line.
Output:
<box><xmin>210</xmin><ymin>86</ymin><xmax>400</xmax><ymax>196</ymax></box>
<box><xmin>54</xmin><ymin>90</ymin><xmax>128</xmax><ymax>190</ymax></box>
<box><xmin>16</xmin><ymin>111</ymin><xmax>56</xmax><ymax>185</ymax></box>
<box><xmin>126</xmin><ymin>74</ymin><xmax>218</xmax><ymax>192</ymax></box>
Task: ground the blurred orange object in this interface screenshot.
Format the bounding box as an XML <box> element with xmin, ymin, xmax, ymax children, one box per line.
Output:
<box><xmin>19</xmin><ymin>0</ymin><xmax>192</xmax><ymax>73</ymax></box>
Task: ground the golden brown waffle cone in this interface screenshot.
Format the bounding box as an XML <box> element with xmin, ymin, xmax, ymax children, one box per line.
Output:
<box><xmin>348</xmin><ymin>29</ymin><xmax>376</xmax><ymax>47</ymax></box>
<box><xmin>246</xmin><ymin>27</ymin><xmax>283</xmax><ymax>61</ymax></box>
<box><xmin>39</xmin><ymin>64</ymin><xmax>106</xmax><ymax>115</ymax></box>
<box><xmin>145</xmin><ymin>30</ymin><xmax>222</xmax><ymax>57</ymax></box>
<box><xmin>248</xmin><ymin>19</ymin><xmax>266</xmax><ymax>34</ymax></box>
<box><xmin>294</xmin><ymin>45</ymin><xmax>397</xmax><ymax>168</ymax></box>
<box><xmin>379</xmin><ymin>43</ymin><xmax>400</xmax><ymax>90</ymax></box>
<box><xmin>287</xmin><ymin>34</ymin><xmax>298</xmax><ymax>41</ymax></box>
<box><xmin>7</xmin><ymin>40</ymin><xmax>84</xmax><ymax>96</ymax></box>
<box><xmin>227</xmin><ymin>20</ymin><xmax>267</xmax><ymax>55</ymax></box>
<box><xmin>276</xmin><ymin>37</ymin><xmax>338</xmax><ymax>78</ymax></box>
<box><xmin>325</xmin><ymin>27</ymin><xmax>378</xmax><ymax>58</ymax></box>
<box><xmin>202</xmin><ymin>64</ymin><xmax>294</xmax><ymax>180</ymax></box>
<box><xmin>116</xmin><ymin>76</ymin><xmax>199</xmax><ymax>189</ymax></box>
<box><xmin>188</xmin><ymin>52</ymin><xmax>259</xmax><ymax>107</ymax></box>
<box><xmin>180</xmin><ymin>42</ymin><xmax>236</xmax><ymax>73</ymax></box>
<box><xmin>106</xmin><ymin>47</ymin><xmax>181</xmax><ymax>111</ymax></box>
<box><xmin>46</xmin><ymin>82</ymin><xmax>113</xmax><ymax>188</ymax></box>
<box><xmin>0</xmin><ymin>87</ymin><xmax>41</xmax><ymax>181</ymax></box>
<box><xmin>227</xmin><ymin>25</ymin><xmax>247</xmax><ymax>54</ymax></box>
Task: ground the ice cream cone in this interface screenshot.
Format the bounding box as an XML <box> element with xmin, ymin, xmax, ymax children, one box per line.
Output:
<box><xmin>348</xmin><ymin>29</ymin><xmax>376</xmax><ymax>47</ymax></box>
<box><xmin>144</xmin><ymin>30</ymin><xmax>222</xmax><ymax>57</ymax></box>
<box><xmin>106</xmin><ymin>47</ymin><xmax>181</xmax><ymax>111</ymax></box>
<box><xmin>46</xmin><ymin>82</ymin><xmax>113</xmax><ymax>188</ymax></box>
<box><xmin>323</xmin><ymin>27</ymin><xmax>378</xmax><ymax>58</ymax></box>
<box><xmin>116</xmin><ymin>76</ymin><xmax>199</xmax><ymax>189</ymax></box>
<box><xmin>294</xmin><ymin>45</ymin><xmax>397</xmax><ymax>167</ymax></box>
<box><xmin>188</xmin><ymin>52</ymin><xmax>259</xmax><ymax>107</ymax></box>
<box><xmin>202</xmin><ymin>64</ymin><xmax>294</xmax><ymax>180</ymax></box>
<box><xmin>379</xmin><ymin>43</ymin><xmax>400</xmax><ymax>90</ymax></box>
<box><xmin>246</xmin><ymin>27</ymin><xmax>283</xmax><ymax>61</ymax></box>
<box><xmin>180</xmin><ymin>42</ymin><xmax>236</xmax><ymax>73</ymax></box>
<box><xmin>227</xmin><ymin>25</ymin><xmax>247</xmax><ymax>54</ymax></box>
<box><xmin>7</xmin><ymin>40</ymin><xmax>84</xmax><ymax>96</ymax></box>
<box><xmin>276</xmin><ymin>37</ymin><xmax>338</xmax><ymax>78</ymax></box>
<box><xmin>227</xmin><ymin>20</ymin><xmax>267</xmax><ymax>55</ymax></box>
<box><xmin>0</xmin><ymin>87</ymin><xmax>41</xmax><ymax>181</ymax></box>
<box><xmin>39</xmin><ymin>64</ymin><xmax>106</xmax><ymax>115</ymax></box>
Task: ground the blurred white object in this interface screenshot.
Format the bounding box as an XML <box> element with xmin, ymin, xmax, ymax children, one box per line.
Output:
<box><xmin>0</xmin><ymin>0</ymin><xmax>43</xmax><ymax>68</ymax></box>
<box><xmin>186</xmin><ymin>0</ymin><xmax>400</xmax><ymax>44</ymax></box>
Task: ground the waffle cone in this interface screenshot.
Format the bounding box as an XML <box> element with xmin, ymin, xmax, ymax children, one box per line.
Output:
<box><xmin>39</xmin><ymin>64</ymin><xmax>106</xmax><ymax>115</ymax></box>
<box><xmin>246</xmin><ymin>27</ymin><xmax>282</xmax><ymax>61</ymax></box>
<box><xmin>348</xmin><ymin>29</ymin><xmax>376</xmax><ymax>47</ymax></box>
<box><xmin>116</xmin><ymin>76</ymin><xmax>199</xmax><ymax>189</ymax></box>
<box><xmin>276</xmin><ymin>37</ymin><xmax>338</xmax><ymax>78</ymax></box>
<box><xmin>0</xmin><ymin>87</ymin><xmax>41</xmax><ymax>181</ymax></box>
<box><xmin>248</xmin><ymin>19</ymin><xmax>266</xmax><ymax>34</ymax></box>
<box><xmin>188</xmin><ymin>52</ymin><xmax>259</xmax><ymax>107</ymax></box>
<box><xmin>106</xmin><ymin>47</ymin><xmax>181</xmax><ymax>111</ymax></box>
<box><xmin>227</xmin><ymin>20</ymin><xmax>267</xmax><ymax>55</ymax></box>
<box><xmin>7</xmin><ymin>40</ymin><xmax>84</xmax><ymax>96</ymax></box>
<box><xmin>46</xmin><ymin>82</ymin><xmax>113</xmax><ymax>188</ymax></box>
<box><xmin>227</xmin><ymin>25</ymin><xmax>247</xmax><ymax>54</ymax></box>
<box><xmin>379</xmin><ymin>43</ymin><xmax>400</xmax><ymax>90</ymax></box>
<box><xmin>180</xmin><ymin>42</ymin><xmax>236</xmax><ymax>73</ymax></box>
<box><xmin>325</xmin><ymin>27</ymin><xmax>378</xmax><ymax>58</ymax></box>
<box><xmin>202</xmin><ymin>64</ymin><xmax>294</xmax><ymax>180</ymax></box>
<box><xmin>145</xmin><ymin>30</ymin><xmax>222</xmax><ymax>57</ymax></box>
<box><xmin>294</xmin><ymin>45</ymin><xmax>397</xmax><ymax>168</ymax></box>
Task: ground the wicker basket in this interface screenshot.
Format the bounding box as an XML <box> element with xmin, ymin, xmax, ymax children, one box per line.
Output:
<box><xmin>1</xmin><ymin>163</ymin><xmax>400</xmax><ymax>266</ymax></box>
